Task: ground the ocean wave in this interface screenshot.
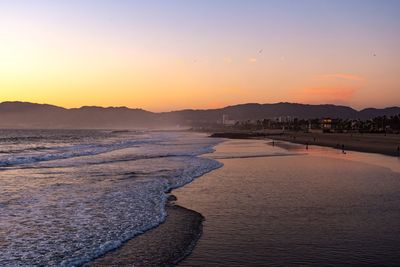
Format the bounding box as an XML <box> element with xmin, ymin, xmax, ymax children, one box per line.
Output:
<box><xmin>0</xmin><ymin>139</ymin><xmax>154</xmax><ymax>167</ymax></box>
<box><xmin>0</xmin><ymin>131</ymin><xmax>223</xmax><ymax>266</ymax></box>
<box><xmin>0</xmin><ymin>158</ymin><xmax>222</xmax><ymax>267</ymax></box>
<box><xmin>61</xmin><ymin>157</ymin><xmax>222</xmax><ymax>267</ymax></box>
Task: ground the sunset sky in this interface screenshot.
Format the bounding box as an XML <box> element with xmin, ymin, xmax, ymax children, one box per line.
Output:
<box><xmin>1</xmin><ymin>0</ymin><xmax>399</xmax><ymax>111</ymax></box>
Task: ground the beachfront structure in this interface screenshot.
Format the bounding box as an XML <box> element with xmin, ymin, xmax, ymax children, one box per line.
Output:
<box><xmin>222</xmin><ymin>114</ymin><xmax>236</xmax><ymax>126</ymax></box>
<box><xmin>321</xmin><ymin>118</ymin><xmax>333</xmax><ymax>132</ymax></box>
<box><xmin>321</xmin><ymin>118</ymin><xmax>341</xmax><ymax>133</ymax></box>
<box><xmin>275</xmin><ymin>116</ymin><xmax>294</xmax><ymax>123</ymax></box>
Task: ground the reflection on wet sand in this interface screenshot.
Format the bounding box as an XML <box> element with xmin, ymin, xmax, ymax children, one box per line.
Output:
<box><xmin>176</xmin><ymin>139</ymin><xmax>400</xmax><ymax>266</ymax></box>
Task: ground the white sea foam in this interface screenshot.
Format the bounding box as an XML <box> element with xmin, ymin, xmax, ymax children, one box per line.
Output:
<box><xmin>0</xmin><ymin>131</ymin><xmax>222</xmax><ymax>266</ymax></box>
<box><xmin>0</xmin><ymin>139</ymin><xmax>153</xmax><ymax>167</ymax></box>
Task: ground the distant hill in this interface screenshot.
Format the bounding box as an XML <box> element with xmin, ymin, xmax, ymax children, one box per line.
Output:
<box><xmin>0</xmin><ymin>101</ymin><xmax>399</xmax><ymax>129</ymax></box>
<box><xmin>164</xmin><ymin>103</ymin><xmax>400</xmax><ymax>125</ymax></box>
<box><xmin>359</xmin><ymin>107</ymin><xmax>400</xmax><ymax>120</ymax></box>
<box><xmin>0</xmin><ymin>102</ymin><xmax>157</xmax><ymax>129</ymax></box>
<box><xmin>166</xmin><ymin>103</ymin><xmax>358</xmax><ymax>122</ymax></box>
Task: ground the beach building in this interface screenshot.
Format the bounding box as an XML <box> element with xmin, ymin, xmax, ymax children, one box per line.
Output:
<box><xmin>222</xmin><ymin>114</ymin><xmax>236</xmax><ymax>126</ymax></box>
<box><xmin>321</xmin><ymin>118</ymin><xmax>338</xmax><ymax>133</ymax></box>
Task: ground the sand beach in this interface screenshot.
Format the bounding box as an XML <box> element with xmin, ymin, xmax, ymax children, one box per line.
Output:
<box><xmin>212</xmin><ymin>132</ymin><xmax>400</xmax><ymax>157</ymax></box>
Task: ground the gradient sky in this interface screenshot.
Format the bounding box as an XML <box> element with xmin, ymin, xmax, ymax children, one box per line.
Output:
<box><xmin>1</xmin><ymin>0</ymin><xmax>399</xmax><ymax>111</ymax></box>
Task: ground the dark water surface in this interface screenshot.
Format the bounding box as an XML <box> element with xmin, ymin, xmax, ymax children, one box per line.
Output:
<box><xmin>175</xmin><ymin>139</ymin><xmax>400</xmax><ymax>266</ymax></box>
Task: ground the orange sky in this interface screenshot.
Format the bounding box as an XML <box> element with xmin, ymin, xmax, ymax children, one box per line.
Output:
<box><xmin>1</xmin><ymin>1</ymin><xmax>399</xmax><ymax>111</ymax></box>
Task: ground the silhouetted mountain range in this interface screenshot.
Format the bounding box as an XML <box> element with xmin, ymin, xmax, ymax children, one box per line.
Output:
<box><xmin>0</xmin><ymin>101</ymin><xmax>399</xmax><ymax>129</ymax></box>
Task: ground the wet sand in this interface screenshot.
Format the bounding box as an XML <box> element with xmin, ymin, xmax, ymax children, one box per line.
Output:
<box><xmin>175</xmin><ymin>139</ymin><xmax>400</xmax><ymax>266</ymax></box>
<box><xmin>273</xmin><ymin>132</ymin><xmax>400</xmax><ymax>157</ymax></box>
<box><xmin>212</xmin><ymin>132</ymin><xmax>400</xmax><ymax>157</ymax></box>
<box><xmin>88</xmin><ymin>204</ymin><xmax>203</xmax><ymax>267</ymax></box>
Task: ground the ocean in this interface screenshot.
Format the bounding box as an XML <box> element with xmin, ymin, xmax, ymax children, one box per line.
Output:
<box><xmin>0</xmin><ymin>130</ymin><xmax>221</xmax><ymax>266</ymax></box>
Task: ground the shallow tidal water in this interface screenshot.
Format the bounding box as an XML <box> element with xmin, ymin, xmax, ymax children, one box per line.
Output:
<box><xmin>175</xmin><ymin>139</ymin><xmax>400</xmax><ymax>266</ymax></box>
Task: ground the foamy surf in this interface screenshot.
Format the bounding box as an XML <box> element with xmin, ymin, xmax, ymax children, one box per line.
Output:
<box><xmin>0</xmin><ymin>130</ymin><xmax>222</xmax><ymax>266</ymax></box>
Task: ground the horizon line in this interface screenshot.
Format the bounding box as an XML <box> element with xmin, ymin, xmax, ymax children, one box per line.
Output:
<box><xmin>1</xmin><ymin>100</ymin><xmax>399</xmax><ymax>113</ymax></box>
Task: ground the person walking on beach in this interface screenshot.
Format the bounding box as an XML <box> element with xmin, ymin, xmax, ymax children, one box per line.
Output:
<box><xmin>342</xmin><ymin>144</ymin><xmax>346</xmax><ymax>154</ymax></box>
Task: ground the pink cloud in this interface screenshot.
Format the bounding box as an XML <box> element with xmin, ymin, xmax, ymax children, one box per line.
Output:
<box><xmin>295</xmin><ymin>86</ymin><xmax>359</xmax><ymax>104</ymax></box>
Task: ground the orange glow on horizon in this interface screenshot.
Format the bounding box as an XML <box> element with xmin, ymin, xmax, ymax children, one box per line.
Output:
<box><xmin>1</xmin><ymin>1</ymin><xmax>399</xmax><ymax>111</ymax></box>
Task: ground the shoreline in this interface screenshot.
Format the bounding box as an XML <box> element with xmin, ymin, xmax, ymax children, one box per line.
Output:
<box><xmin>88</xmin><ymin>203</ymin><xmax>204</xmax><ymax>267</ymax></box>
<box><xmin>211</xmin><ymin>131</ymin><xmax>400</xmax><ymax>157</ymax></box>
<box><xmin>86</xmin><ymin>136</ymin><xmax>223</xmax><ymax>267</ymax></box>
<box><xmin>85</xmin><ymin>131</ymin><xmax>400</xmax><ymax>266</ymax></box>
